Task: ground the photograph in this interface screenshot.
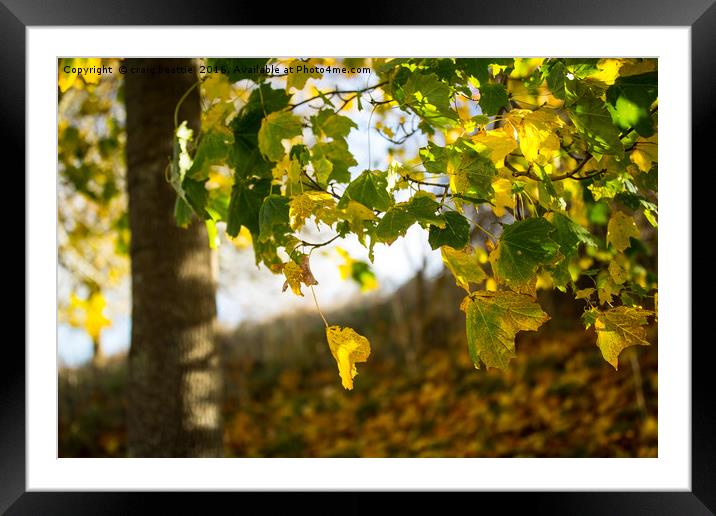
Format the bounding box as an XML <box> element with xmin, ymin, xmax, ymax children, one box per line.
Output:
<box><xmin>56</xmin><ymin>56</ymin><xmax>659</xmax><ymax>459</ymax></box>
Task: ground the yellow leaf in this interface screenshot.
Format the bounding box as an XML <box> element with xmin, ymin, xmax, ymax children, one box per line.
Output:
<box><xmin>491</xmin><ymin>177</ymin><xmax>515</xmax><ymax>217</ymax></box>
<box><xmin>58</xmin><ymin>65</ymin><xmax>78</xmax><ymax>93</ymax></box>
<box><xmin>441</xmin><ymin>245</ymin><xmax>486</xmax><ymax>292</ymax></box>
<box><xmin>335</xmin><ymin>247</ymin><xmax>354</xmax><ymax>280</ymax></box>
<box><xmin>289</xmin><ymin>191</ymin><xmax>338</xmax><ymax>231</ymax></box>
<box><xmin>609</xmin><ymin>260</ymin><xmax>627</xmax><ymax>285</ymax></box>
<box><xmin>281</xmin><ymin>256</ymin><xmax>318</xmax><ymax>296</ymax></box>
<box><xmin>607</xmin><ymin>211</ymin><xmax>640</xmax><ymax>252</ymax></box>
<box><xmin>325</xmin><ymin>325</ymin><xmax>371</xmax><ymax>390</ymax></box>
<box><xmin>619</xmin><ymin>59</ymin><xmax>657</xmax><ymax>77</ymax></box>
<box><xmin>575</xmin><ymin>288</ymin><xmax>595</xmax><ymax>300</ymax></box>
<box><xmin>588</xmin><ymin>58</ymin><xmax>623</xmax><ymax>86</ymax></box>
<box><xmin>230</xmin><ymin>226</ymin><xmax>253</xmax><ymax>249</ymax></box>
<box><xmin>80</xmin><ymin>58</ymin><xmax>103</xmax><ymax>85</ymax></box>
<box><xmin>68</xmin><ymin>292</ymin><xmax>111</xmax><ymax>340</ymax></box>
<box><xmin>504</xmin><ymin>109</ymin><xmax>564</xmax><ymax>165</ymax></box>
<box><xmin>629</xmin><ymin>134</ymin><xmax>658</xmax><ymax>172</ymax></box>
<box><xmin>589</xmin><ymin>306</ymin><xmax>652</xmax><ymax>369</ymax></box>
<box><xmin>202</xmin><ymin>73</ymin><xmax>233</xmax><ymax>101</ymax></box>
<box><xmin>471</xmin><ymin>128</ymin><xmax>518</xmax><ymax>165</ymax></box>
<box><xmin>339</xmin><ymin>201</ymin><xmax>377</xmax><ymax>245</ymax></box>
<box><xmin>202</xmin><ymin>102</ymin><xmax>235</xmax><ymax>134</ymax></box>
<box><xmin>597</xmin><ymin>277</ymin><xmax>621</xmax><ymax>305</ymax></box>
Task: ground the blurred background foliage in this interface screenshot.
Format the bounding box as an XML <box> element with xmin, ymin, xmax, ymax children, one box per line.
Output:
<box><xmin>59</xmin><ymin>272</ymin><xmax>657</xmax><ymax>458</ymax></box>
<box><xmin>57</xmin><ymin>57</ymin><xmax>657</xmax><ymax>458</ymax></box>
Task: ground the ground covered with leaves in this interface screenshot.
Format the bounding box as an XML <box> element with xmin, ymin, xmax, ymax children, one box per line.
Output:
<box><xmin>59</xmin><ymin>286</ymin><xmax>657</xmax><ymax>458</ymax></box>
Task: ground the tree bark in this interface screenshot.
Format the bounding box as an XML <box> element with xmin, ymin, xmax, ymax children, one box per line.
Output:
<box><xmin>124</xmin><ymin>59</ymin><xmax>223</xmax><ymax>457</ymax></box>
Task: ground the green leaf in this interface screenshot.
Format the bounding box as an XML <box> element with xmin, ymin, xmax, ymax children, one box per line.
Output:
<box><xmin>455</xmin><ymin>58</ymin><xmax>513</xmax><ymax>85</ymax></box>
<box><xmin>311</xmin><ymin>139</ymin><xmax>357</xmax><ymax>184</ymax></box>
<box><xmin>230</xmin><ymin>84</ymin><xmax>288</xmax><ymax>177</ymax></box>
<box><xmin>182</xmin><ymin>177</ymin><xmax>209</xmax><ymax>219</ymax></box>
<box><xmin>206</xmin><ymin>58</ymin><xmax>269</xmax><ymax>84</ymax></box>
<box><xmin>189</xmin><ymin>131</ymin><xmax>231</xmax><ymax>180</ymax></box>
<box><xmin>312</xmin><ymin>158</ymin><xmax>334</xmax><ymax>185</ymax></box>
<box><xmin>568</xmin><ymin>92</ymin><xmax>624</xmax><ymax>156</ymax></box>
<box><xmin>338</xmin><ymin>170</ymin><xmax>393</xmax><ymax>211</ymax></box>
<box><xmin>546</xmin><ymin>60</ymin><xmax>566</xmax><ymax>100</ymax></box>
<box><xmin>403</xmin><ymin>73</ymin><xmax>455</xmax><ymax>122</ymax></box>
<box><xmin>606</xmin><ymin>72</ymin><xmax>658</xmax><ymax>137</ymax></box>
<box><xmin>310</xmin><ymin>110</ymin><xmax>357</xmax><ymax>139</ymax></box>
<box><xmin>374</xmin><ymin>192</ymin><xmax>443</xmax><ymax>244</ymax></box>
<box><xmin>478</xmin><ymin>83</ymin><xmax>509</xmax><ymax>116</ymax></box>
<box><xmin>226</xmin><ymin>176</ymin><xmax>271</xmax><ymax>236</ymax></box>
<box><xmin>258</xmin><ymin>111</ymin><xmax>303</xmax><ymax>161</ymax></box>
<box><xmin>258</xmin><ymin>194</ymin><xmax>291</xmax><ymax>242</ymax></box>
<box><xmin>174</xmin><ymin>197</ymin><xmax>193</xmax><ymax>228</ymax></box>
<box><xmin>490</xmin><ymin>218</ymin><xmax>559</xmax><ymax>295</ymax></box>
<box><xmin>462</xmin><ymin>290</ymin><xmax>550</xmax><ymax>369</ymax></box>
<box><xmin>549</xmin><ymin>212</ymin><xmax>598</xmax><ymax>258</ymax></box>
<box><xmin>428</xmin><ymin>211</ymin><xmax>470</xmax><ymax>250</ymax></box>
<box><xmin>422</xmin><ymin>142</ymin><xmax>496</xmax><ymax>199</ymax></box>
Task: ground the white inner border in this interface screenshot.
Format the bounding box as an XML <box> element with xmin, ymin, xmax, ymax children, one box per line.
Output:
<box><xmin>27</xmin><ymin>27</ymin><xmax>691</xmax><ymax>491</ymax></box>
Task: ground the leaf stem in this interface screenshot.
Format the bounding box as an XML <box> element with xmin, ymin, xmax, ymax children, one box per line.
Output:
<box><xmin>310</xmin><ymin>285</ymin><xmax>329</xmax><ymax>328</ymax></box>
<box><xmin>174</xmin><ymin>78</ymin><xmax>203</xmax><ymax>129</ymax></box>
<box><xmin>474</xmin><ymin>222</ymin><xmax>497</xmax><ymax>243</ymax></box>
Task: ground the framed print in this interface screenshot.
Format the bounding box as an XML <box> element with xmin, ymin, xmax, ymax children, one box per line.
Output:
<box><xmin>4</xmin><ymin>0</ymin><xmax>711</xmax><ymax>513</ymax></box>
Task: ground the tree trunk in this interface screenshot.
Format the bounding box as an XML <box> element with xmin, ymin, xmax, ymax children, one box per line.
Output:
<box><xmin>124</xmin><ymin>58</ymin><xmax>223</xmax><ymax>457</ymax></box>
<box><xmin>91</xmin><ymin>337</ymin><xmax>105</xmax><ymax>368</ymax></box>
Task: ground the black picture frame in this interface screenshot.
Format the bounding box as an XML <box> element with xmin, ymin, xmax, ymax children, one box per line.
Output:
<box><xmin>4</xmin><ymin>1</ymin><xmax>710</xmax><ymax>513</ymax></box>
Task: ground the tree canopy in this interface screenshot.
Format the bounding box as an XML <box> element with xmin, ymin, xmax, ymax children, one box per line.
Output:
<box><xmin>59</xmin><ymin>57</ymin><xmax>658</xmax><ymax>388</ymax></box>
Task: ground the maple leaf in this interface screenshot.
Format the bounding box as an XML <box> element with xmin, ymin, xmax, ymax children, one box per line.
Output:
<box><xmin>289</xmin><ymin>191</ymin><xmax>338</xmax><ymax>231</ymax></box>
<box><xmin>607</xmin><ymin>211</ymin><xmax>640</xmax><ymax>252</ymax></box>
<box><xmin>461</xmin><ymin>291</ymin><xmax>550</xmax><ymax>370</ymax></box>
<box><xmin>325</xmin><ymin>325</ymin><xmax>371</xmax><ymax>390</ymax></box>
<box><xmin>282</xmin><ymin>255</ymin><xmax>318</xmax><ymax>296</ymax></box>
<box><xmin>504</xmin><ymin>109</ymin><xmax>564</xmax><ymax>165</ymax></box>
<box><xmin>258</xmin><ymin>112</ymin><xmax>303</xmax><ymax>161</ymax></box>
<box><xmin>441</xmin><ymin>245</ymin><xmax>486</xmax><ymax>292</ymax></box>
<box><xmin>471</xmin><ymin>128</ymin><xmax>518</xmax><ymax>166</ymax></box>
<box><xmin>489</xmin><ymin>218</ymin><xmax>559</xmax><ymax>296</ymax></box>
<box><xmin>584</xmin><ymin>306</ymin><xmax>652</xmax><ymax>369</ymax></box>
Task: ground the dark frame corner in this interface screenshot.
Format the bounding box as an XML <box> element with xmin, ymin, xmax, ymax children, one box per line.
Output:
<box><xmin>5</xmin><ymin>0</ymin><xmax>712</xmax><ymax>513</ymax></box>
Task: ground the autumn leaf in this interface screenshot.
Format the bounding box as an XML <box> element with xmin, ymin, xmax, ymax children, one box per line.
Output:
<box><xmin>504</xmin><ymin>109</ymin><xmax>564</xmax><ymax>165</ymax></box>
<box><xmin>282</xmin><ymin>255</ymin><xmax>318</xmax><ymax>296</ymax></box>
<box><xmin>575</xmin><ymin>288</ymin><xmax>595</xmax><ymax>300</ymax></box>
<box><xmin>289</xmin><ymin>191</ymin><xmax>338</xmax><ymax>230</ymax></box>
<box><xmin>607</xmin><ymin>211</ymin><xmax>640</xmax><ymax>252</ymax></box>
<box><xmin>608</xmin><ymin>260</ymin><xmax>627</xmax><ymax>285</ymax></box>
<box><xmin>326</xmin><ymin>325</ymin><xmax>371</xmax><ymax>390</ymax></box>
<box><xmin>461</xmin><ymin>291</ymin><xmax>550</xmax><ymax>370</ymax></box>
<box><xmin>491</xmin><ymin>177</ymin><xmax>515</xmax><ymax>217</ymax></box>
<box><xmin>67</xmin><ymin>292</ymin><xmax>111</xmax><ymax>341</ymax></box>
<box><xmin>441</xmin><ymin>245</ymin><xmax>486</xmax><ymax>292</ymax></box>
<box><xmin>471</xmin><ymin>128</ymin><xmax>518</xmax><ymax>166</ymax></box>
<box><xmin>584</xmin><ymin>306</ymin><xmax>652</xmax><ymax>369</ymax></box>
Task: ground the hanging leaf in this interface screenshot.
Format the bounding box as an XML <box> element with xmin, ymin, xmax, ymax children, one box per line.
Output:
<box><xmin>461</xmin><ymin>291</ymin><xmax>550</xmax><ymax>370</ymax></box>
<box><xmin>325</xmin><ymin>325</ymin><xmax>371</xmax><ymax>390</ymax></box>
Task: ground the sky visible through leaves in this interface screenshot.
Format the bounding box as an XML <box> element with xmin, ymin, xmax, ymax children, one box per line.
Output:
<box><xmin>59</xmin><ymin>71</ymin><xmax>438</xmax><ymax>366</ymax></box>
